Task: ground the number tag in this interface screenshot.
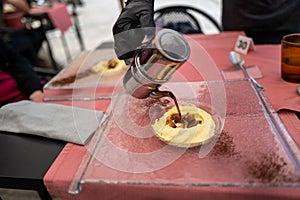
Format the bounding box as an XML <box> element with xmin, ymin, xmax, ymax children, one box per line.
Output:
<box><xmin>234</xmin><ymin>35</ymin><xmax>256</xmax><ymax>54</ymax></box>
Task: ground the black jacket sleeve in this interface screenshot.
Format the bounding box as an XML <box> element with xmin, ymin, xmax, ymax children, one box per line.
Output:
<box><xmin>0</xmin><ymin>37</ymin><xmax>42</xmax><ymax>98</ymax></box>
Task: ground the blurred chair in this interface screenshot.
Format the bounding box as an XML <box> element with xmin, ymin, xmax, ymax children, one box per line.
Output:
<box><xmin>118</xmin><ymin>0</ymin><xmax>124</xmax><ymax>9</ymax></box>
<box><xmin>154</xmin><ymin>6</ymin><xmax>222</xmax><ymax>34</ymax></box>
<box><xmin>0</xmin><ymin>26</ymin><xmax>58</xmax><ymax>83</ymax></box>
<box><xmin>22</xmin><ymin>13</ymin><xmax>61</xmax><ymax>71</ymax></box>
<box><xmin>57</xmin><ymin>0</ymin><xmax>85</xmax><ymax>51</ymax></box>
<box><xmin>23</xmin><ymin>1</ymin><xmax>85</xmax><ymax>72</ymax></box>
<box><xmin>0</xmin><ymin>28</ymin><xmax>58</xmax><ymax>84</ymax></box>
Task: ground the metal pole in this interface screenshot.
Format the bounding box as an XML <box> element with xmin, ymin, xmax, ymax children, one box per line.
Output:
<box><xmin>119</xmin><ymin>0</ymin><xmax>124</xmax><ymax>9</ymax></box>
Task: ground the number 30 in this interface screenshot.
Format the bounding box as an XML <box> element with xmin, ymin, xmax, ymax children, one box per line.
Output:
<box><xmin>237</xmin><ymin>40</ymin><xmax>248</xmax><ymax>50</ymax></box>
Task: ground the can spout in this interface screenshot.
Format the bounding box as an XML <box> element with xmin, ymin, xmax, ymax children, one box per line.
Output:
<box><xmin>149</xmin><ymin>89</ymin><xmax>172</xmax><ymax>99</ymax></box>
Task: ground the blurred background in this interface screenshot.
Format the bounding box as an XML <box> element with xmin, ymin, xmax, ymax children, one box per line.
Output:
<box><xmin>43</xmin><ymin>0</ymin><xmax>222</xmax><ymax>67</ymax></box>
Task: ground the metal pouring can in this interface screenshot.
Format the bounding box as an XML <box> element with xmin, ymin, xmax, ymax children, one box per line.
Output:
<box><xmin>123</xmin><ymin>29</ymin><xmax>190</xmax><ymax>98</ymax></box>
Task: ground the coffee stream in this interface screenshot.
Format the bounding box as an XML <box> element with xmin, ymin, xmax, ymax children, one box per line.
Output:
<box><xmin>149</xmin><ymin>89</ymin><xmax>182</xmax><ymax>121</ymax></box>
<box><xmin>167</xmin><ymin>91</ymin><xmax>182</xmax><ymax>121</ymax></box>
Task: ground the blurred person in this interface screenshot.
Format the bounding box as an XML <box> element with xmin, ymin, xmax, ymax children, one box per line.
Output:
<box><xmin>221</xmin><ymin>0</ymin><xmax>300</xmax><ymax>44</ymax></box>
<box><xmin>0</xmin><ymin>0</ymin><xmax>46</xmax><ymax>66</ymax></box>
<box><xmin>0</xmin><ymin>37</ymin><xmax>43</xmax><ymax>107</ymax></box>
<box><xmin>113</xmin><ymin>0</ymin><xmax>300</xmax><ymax>59</ymax></box>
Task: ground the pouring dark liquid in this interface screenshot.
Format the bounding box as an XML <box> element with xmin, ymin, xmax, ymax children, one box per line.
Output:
<box><xmin>159</xmin><ymin>91</ymin><xmax>201</xmax><ymax>128</ymax></box>
<box><xmin>150</xmin><ymin>89</ymin><xmax>182</xmax><ymax>120</ymax></box>
<box><xmin>166</xmin><ymin>91</ymin><xmax>182</xmax><ymax>121</ymax></box>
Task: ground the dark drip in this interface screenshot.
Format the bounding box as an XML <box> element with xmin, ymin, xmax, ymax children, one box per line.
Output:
<box><xmin>167</xmin><ymin>91</ymin><xmax>182</xmax><ymax>121</ymax></box>
<box><xmin>166</xmin><ymin>113</ymin><xmax>201</xmax><ymax>128</ymax></box>
<box><xmin>150</xmin><ymin>89</ymin><xmax>182</xmax><ymax>121</ymax></box>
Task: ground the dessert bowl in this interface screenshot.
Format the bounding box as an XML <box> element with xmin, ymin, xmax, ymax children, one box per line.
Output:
<box><xmin>151</xmin><ymin>102</ymin><xmax>223</xmax><ymax>148</ymax></box>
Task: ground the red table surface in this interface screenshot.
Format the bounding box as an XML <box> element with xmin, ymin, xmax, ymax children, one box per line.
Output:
<box><xmin>43</xmin><ymin>32</ymin><xmax>300</xmax><ymax>200</ymax></box>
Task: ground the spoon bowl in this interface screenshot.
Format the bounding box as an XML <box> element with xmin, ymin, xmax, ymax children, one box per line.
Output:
<box><xmin>229</xmin><ymin>51</ymin><xmax>245</xmax><ymax>66</ymax></box>
<box><xmin>229</xmin><ymin>51</ymin><xmax>264</xmax><ymax>91</ymax></box>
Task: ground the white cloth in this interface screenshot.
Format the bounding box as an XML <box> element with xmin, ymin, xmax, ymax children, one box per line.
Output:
<box><xmin>0</xmin><ymin>101</ymin><xmax>106</xmax><ymax>145</ymax></box>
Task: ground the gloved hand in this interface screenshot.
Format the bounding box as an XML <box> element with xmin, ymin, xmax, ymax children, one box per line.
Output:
<box><xmin>113</xmin><ymin>0</ymin><xmax>155</xmax><ymax>60</ymax></box>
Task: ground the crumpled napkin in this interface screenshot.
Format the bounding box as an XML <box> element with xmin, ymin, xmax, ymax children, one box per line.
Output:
<box><xmin>0</xmin><ymin>101</ymin><xmax>106</xmax><ymax>145</ymax></box>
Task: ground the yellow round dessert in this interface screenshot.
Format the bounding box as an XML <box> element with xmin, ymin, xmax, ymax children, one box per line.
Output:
<box><xmin>91</xmin><ymin>58</ymin><xmax>127</xmax><ymax>75</ymax></box>
<box><xmin>151</xmin><ymin>103</ymin><xmax>216</xmax><ymax>147</ymax></box>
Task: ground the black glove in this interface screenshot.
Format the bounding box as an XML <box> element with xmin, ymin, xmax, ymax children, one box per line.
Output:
<box><xmin>113</xmin><ymin>0</ymin><xmax>155</xmax><ymax>60</ymax></box>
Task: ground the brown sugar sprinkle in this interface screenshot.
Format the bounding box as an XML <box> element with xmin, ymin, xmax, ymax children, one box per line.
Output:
<box><xmin>51</xmin><ymin>69</ymin><xmax>93</xmax><ymax>86</ymax></box>
<box><xmin>245</xmin><ymin>153</ymin><xmax>289</xmax><ymax>183</ymax></box>
<box><xmin>51</xmin><ymin>75</ymin><xmax>76</xmax><ymax>86</ymax></box>
<box><xmin>210</xmin><ymin>131</ymin><xmax>240</xmax><ymax>159</ymax></box>
<box><xmin>50</xmin><ymin>59</ymin><xmax>120</xmax><ymax>87</ymax></box>
<box><xmin>166</xmin><ymin>113</ymin><xmax>202</xmax><ymax>128</ymax></box>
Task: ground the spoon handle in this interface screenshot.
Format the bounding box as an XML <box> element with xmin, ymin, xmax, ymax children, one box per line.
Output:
<box><xmin>239</xmin><ymin>64</ymin><xmax>265</xmax><ymax>91</ymax></box>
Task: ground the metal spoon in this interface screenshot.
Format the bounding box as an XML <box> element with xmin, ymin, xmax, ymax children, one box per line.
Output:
<box><xmin>229</xmin><ymin>51</ymin><xmax>265</xmax><ymax>91</ymax></box>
